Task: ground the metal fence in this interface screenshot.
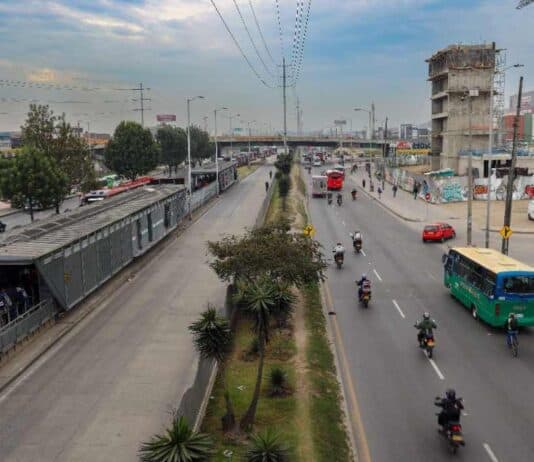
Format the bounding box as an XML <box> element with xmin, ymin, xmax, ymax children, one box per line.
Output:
<box><xmin>0</xmin><ymin>299</ymin><xmax>56</xmax><ymax>355</ymax></box>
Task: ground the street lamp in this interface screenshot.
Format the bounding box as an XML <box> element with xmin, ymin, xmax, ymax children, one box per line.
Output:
<box><xmin>485</xmin><ymin>63</ymin><xmax>524</xmax><ymax>248</ymax></box>
<box><xmin>241</xmin><ymin>120</ymin><xmax>256</xmax><ymax>154</ymax></box>
<box><xmin>186</xmin><ymin>95</ymin><xmax>204</xmax><ymax>218</ymax></box>
<box><xmin>214</xmin><ymin>106</ymin><xmax>228</xmax><ymax>196</ymax></box>
<box><xmin>222</xmin><ymin>112</ymin><xmax>240</xmax><ymax>153</ymax></box>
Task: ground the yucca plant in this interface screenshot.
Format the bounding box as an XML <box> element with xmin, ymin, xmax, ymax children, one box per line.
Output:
<box><xmin>138</xmin><ymin>416</ymin><xmax>214</xmax><ymax>462</ymax></box>
<box><xmin>245</xmin><ymin>428</ymin><xmax>290</xmax><ymax>462</ymax></box>
<box><xmin>269</xmin><ymin>367</ymin><xmax>289</xmax><ymax>397</ymax></box>
<box><xmin>272</xmin><ymin>284</ymin><xmax>296</xmax><ymax>328</ymax></box>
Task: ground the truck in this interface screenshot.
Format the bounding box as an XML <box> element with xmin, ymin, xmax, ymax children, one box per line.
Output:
<box><xmin>312</xmin><ymin>175</ymin><xmax>328</xmax><ymax>197</ymax></box>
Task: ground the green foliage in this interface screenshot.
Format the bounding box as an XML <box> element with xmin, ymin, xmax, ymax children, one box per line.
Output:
<box><xmin>208</xmin><ymin>222</ymin><xmax>327</xmax><ymax>286</ymax></box>
<box><xmin>268</xmin><ymin>367</ymin><xmax>289</xmax><ymax>397</ymax></box>
<box><xmin>277</xmin><ymin>174</ymin><xmax>290</xmax><ymax>198</ymax></box>
<box><xmin>245</xmin><ymin>429</ymin><xmax>291</xmax><ymax>462</ymax></box>
<box><xmin>188</xmin><ymin>126</ymin><xmax>212</xmax><ymax>166</ymax></box>
<box><xmin>157</xmin><ymin>125</ymin><xmax>187</xmax><ymax>174</ymax></box>
<box><xmin>105</xmin><ymin>121</ymin><xmax>159</xmax><ymax>179</ymax></box>
<box><xmin>0</xmin><ymin>146</ymin><xmax>69</xmax><ymax>220</ymax></box>
<box><xmin>274</xmin><ymin>154</ymin><xmax>293</xmax><ymax>175</ymax></box>
<box><xmin>20</xmin><ymin>104</ymin><xmax>96</xmax><ymax>191</ymax></box>
<box><xmin>139</xmin><ymin>416</ymin><xmax>214</xmax><ymax>462</ymax></box>
<box><xmin>189</xmin><ymin>306</ymin><xmax>232</xmax><ymax>364</ymax></box>
<box><xmin>242</xmin><ymin>336</ymin><xmax>260</xmax><ymax>361</ymax></box>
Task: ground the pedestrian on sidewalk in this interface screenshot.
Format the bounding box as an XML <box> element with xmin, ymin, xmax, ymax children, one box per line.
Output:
<box><xmin>392</xmin><ymin>184</ymin><xmax>398</xmax><ymax>198</ymax></box>
<box><xmin>413</xmin><ymin>182</ymin><xmax>419</xmax><ymax>200</ymax></box>
<box><xmin>269</xmin><ymin>170</ymin><xmax>273</xmax><ymax>180</ymax></box>
<box><xmin>265</xmin><ymin>181</ymin><xmax>269</xmax><ymax>192</ymax></box>
<box><xmin>377</xmin><ymin>186</ymin><xmax>382</xmax><ymax>199</ymax></box>
<box><xmin>362</xmin><ymin>178</ymin><xmax>366</xmax><ymax>189</ymax></box>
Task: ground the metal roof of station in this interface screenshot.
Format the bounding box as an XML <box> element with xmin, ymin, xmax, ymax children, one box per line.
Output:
<box><xmin>0</xmin><ymin>184</ymin><xmax>184</xmax><ymax>263</ymax></box>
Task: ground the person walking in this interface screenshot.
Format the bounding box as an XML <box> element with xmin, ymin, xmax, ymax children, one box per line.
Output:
<box><xmin>377</xmin><ymin>186</ymin><xmax>382</xmax><ymax>199</ymax></box>
<box><xmin>265</xmin><ymin>181</ymin><xmax>269</xmax><ymax>192</ymax></box>
<box><xmin>413</xmin><ymin>182</ymin><xmax>419</xmax><ymax>200</ymax></box>
<box><xmin>269</xmin><ymin>170</ymin><xmax>273</xmax><ymax>180</ymax></box>
<box><xmin>362</xmin><ymin>178</ymin><xmax>366</xmax><ymax>189</ymax></box>
<box><xmin>392</xmin><ymin>184</ymin><xmax>398</xmax><ymax>198</ymax></box>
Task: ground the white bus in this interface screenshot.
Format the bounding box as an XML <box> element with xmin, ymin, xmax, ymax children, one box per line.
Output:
<box><xmin>312</xmin><ymin>175</ymin><xmax>328</xmax><ymax>197</ymax></box>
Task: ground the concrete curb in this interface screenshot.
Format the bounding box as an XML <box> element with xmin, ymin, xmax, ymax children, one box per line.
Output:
<box><xmin>0</xmin><ymin>195</ymin><xmax>221</xmax><ymax>396</ymax></box>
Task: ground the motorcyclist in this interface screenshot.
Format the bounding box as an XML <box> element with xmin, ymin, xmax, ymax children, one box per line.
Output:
<box><xmin>414</xmin><ymin>312</ymin><xmax>437</xmax><ymax>346</ymax></box>
<box><xmin>327</xmin><ymin>191</ymin><xmax>333</xmax><ymax>204</ymax></box>
<box><xmin>357</xmin><ymin>273</ymin><xmax>371</xmax><ymax>300</ymax></box>
<box><xmin>333</xmin><ymin>243</ymin><xmax>345</xmax><ymax>259</ymax></box>
<box><xmin>351</xmin><ymin>188</ymin><xmax>357</xmax><ymax>200</ymax></box>
<box><xmin>435</xmin><ymin>388</ymin><xmax>464</xmax><ymax>429</ymax></box>
<box><xmin>337</xmin><ymin>193</ymin><xmax>343</xmax><ymax>206</ymax></box>
<box><xmin>506</xmin><ymin>313</ymin><xmax>519</xmax><ymax>347</ymax></box>
<box><xmin>351</xmin><ymin>231</ymin><xmax>363</xmax><ymax>250</ymax></box>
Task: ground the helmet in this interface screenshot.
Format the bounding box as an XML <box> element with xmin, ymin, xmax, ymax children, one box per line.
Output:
<box><xmin>423</xmin><ymin>312</ymin><xmax>430</xmax><ymax>320</ymax></box>
<box><xmin>445</xmin><ymin>388</ymin><xmax>456</xmax><ymax>400</ymax></box>
<box><xmin>509</xmin><ymin>313</ymin><xmax>516</xmax><ymax>319</ymax></box>
<box><xmin>337</xmin><ymin>242</ymin><xmax>342</xmax><ymax>246</ymax></box>
<box><xmin>361</xmin><ymin>273</ymin><xmax>367</xmax><ymax>279</ymax></box>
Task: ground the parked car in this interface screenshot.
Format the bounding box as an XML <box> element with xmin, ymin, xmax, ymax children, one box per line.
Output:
<box><xmin>422</xmin><ymin>222</ymin><xmax>456</xmax><ymax>243</ymax></box>
<box><xmin>0</xmin><ymin>220</ymin><xmax>6</xmax><ymax>233</ymax></box>
<box><xmin>529</xmin><ymin>200</ymin><xmax>534</xmax><ymax>221</ymax></box>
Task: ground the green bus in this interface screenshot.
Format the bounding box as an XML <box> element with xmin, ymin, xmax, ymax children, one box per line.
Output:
<box><xmin>443</xmin><ymin>247</ymin><xmax>534</xmax><ymax>327</ymax></box>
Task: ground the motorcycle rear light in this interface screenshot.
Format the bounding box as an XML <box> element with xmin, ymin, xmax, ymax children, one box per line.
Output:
<box><xmin>451</xmin><ymin>424</ymin><xmax>461</xmax><ymax>432</ymax></box>
<box><xmin>495</xmin><ymin>303</ymin><xmax>500</xmax><ymax>317</ymax></box>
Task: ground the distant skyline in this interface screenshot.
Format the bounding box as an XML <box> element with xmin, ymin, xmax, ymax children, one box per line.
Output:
<box><xmin>0</xmin><ymin>0</ymin><xmax>532</xmax><ymax>134</ymax></box>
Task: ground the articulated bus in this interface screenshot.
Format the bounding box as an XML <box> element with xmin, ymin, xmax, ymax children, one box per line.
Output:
<box><xmin>326</xmin><ymin>170</ymin><xmax>344</xmax><ymax>191</ymax></box>
<box><xmin>443</xmin><ymin>247</ymin><xmax>534</xmax><ymax>327</ymax></box>
<box><xmin>81</xmin><ymin>176</ymin><xmax>153</xmax><ymax>205</ymax></box>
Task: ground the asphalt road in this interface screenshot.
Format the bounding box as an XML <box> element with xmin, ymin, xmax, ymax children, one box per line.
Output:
<box><xmin>0</xmin><ymin>165</ymin><xmax>270</xmax><ymax>462</ymax></box>
<box><xmin>307</xmin><ymin>165</ymin><xmax>534</xmax><ymax>462</ymax></box>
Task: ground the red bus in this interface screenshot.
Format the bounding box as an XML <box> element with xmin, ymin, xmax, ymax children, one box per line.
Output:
<box><xmin>326</xmin><ymin>170</ymin><xmax>344</xmax><ymax>191</ymax></box>
<box><xmin>81</xmin><ymin>176</ymin><xmax>153</xmax><ymax>205</ymax></box>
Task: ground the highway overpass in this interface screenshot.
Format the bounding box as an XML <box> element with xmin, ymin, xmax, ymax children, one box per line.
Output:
<box><xmin>215</xmin><ymin>135</ymin><xmax>386</xmax><ymax>150</ymax></box>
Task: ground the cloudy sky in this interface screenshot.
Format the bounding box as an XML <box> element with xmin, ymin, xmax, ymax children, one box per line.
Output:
<box><xmin>0</xmin><ymin>0</ymin><xmax>532</xmax><ymax>135</ymax></box>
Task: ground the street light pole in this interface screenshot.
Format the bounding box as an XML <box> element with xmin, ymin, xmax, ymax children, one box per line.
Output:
<box><xmin>464</xmin><ymin>89</ymin><xmax>477</xmax><ymax>246</ymax></box>
<box><xmin>186</xmin><ymin>96</ymin><xmax>204</xmax><ymax>219</ymax></box>
<box><xmin>214</xmin><ymin>107</ymin><xmax>228</xmax><ymax>196</ymax></box>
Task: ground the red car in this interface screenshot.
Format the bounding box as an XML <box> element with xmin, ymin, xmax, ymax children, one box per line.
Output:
<box><xmin>422</xmin><ymin>222</ymin><xmax>456</xmax><ymax>243</ymax></box>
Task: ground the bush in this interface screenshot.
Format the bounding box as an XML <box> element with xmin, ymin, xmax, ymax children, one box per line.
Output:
<box><xmin>269</xmin><ymin>366</ymin><xmax>290</xmax><ymax>397</ymax></box>
<box><xmin>242</xmin><ymin>336</ymin><xmax>260</xmax><ymax>361</ymax></box>
<box><xmin>245</xmin><ymin>428</ymin><xmax>291</xmax><ymax>462</ymax></box>
<box><xmin>278</xmin><ymin>174</ymin><xmax>290</xmax><ymax>198</ymax></box>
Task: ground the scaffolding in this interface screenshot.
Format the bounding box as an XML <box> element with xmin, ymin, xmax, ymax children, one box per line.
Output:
<box><xmin>494</xmin><ymin>50</ymin><xmax>506</xmax><ymax>148</ymax></box>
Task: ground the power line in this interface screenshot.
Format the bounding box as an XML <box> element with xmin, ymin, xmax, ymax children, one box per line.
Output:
<box><xmin>130</xmin><ymin>82</ymin><xmax>151</xmax><ymax>127</ymax></box>
<box><xmin>232</xmin><ymin>0</ymin><xmax>276</xmax><ymax>79</ymax></box>
<box><xmin>248</xmin><ymin>0</ymin><xmax>277</xmax><ymax>66</ymax></box>
<box><xmin>209</xmin><ymin>0</ymin><xmax>273</xmax><ymax>88</ymax></box>
<box><xmin>275</xmin><ymin>0</ymin><xmax>285</xmax><ymax>62</ymax></box>
<box><xmin>290</xmin><ymin>0</ymin><xmax>304</xmax><ymax>75</ymax></box>
<box><xmin>291</xmin><ymin>0</ymin><xmax>311</xmax><ymax>85</ymax></box>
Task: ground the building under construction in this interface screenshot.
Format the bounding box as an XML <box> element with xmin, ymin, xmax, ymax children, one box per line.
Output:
<box><xmin>427</xmin><ymin>43</ymin><xmax>498</xmax><ymax>174</ymax></box>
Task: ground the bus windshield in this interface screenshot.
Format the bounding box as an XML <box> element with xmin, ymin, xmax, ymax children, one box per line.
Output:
<box><xmin>503</xmin><ymin>276</ymin><xmax>534</xmax><ymax>294</ymax></box>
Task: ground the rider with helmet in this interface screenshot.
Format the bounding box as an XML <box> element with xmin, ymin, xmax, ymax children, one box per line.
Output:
<box><xmin>414</xmin><ymin>312</ymin><xmax>437</xmax><ymax>347</ymax></box>
<box><xmin>357</xmin><ymin>273</ymin><xmax>371</xmax><ymax>300</ymax></box>
<box><xmin>435</xmin><ymin>388</ymin><xmax>464</xmax><ymax>429</ymax></box>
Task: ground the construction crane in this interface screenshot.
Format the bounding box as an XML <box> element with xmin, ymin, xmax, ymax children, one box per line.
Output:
<box><xmin>517</xmin><ymin>0</ymin><xmax>534</xmax><ymax>9</ymax></box>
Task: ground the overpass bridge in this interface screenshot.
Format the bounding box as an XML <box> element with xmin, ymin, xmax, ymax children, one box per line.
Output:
<box><xmin>214</xmin><ymin>135</ymin><xmax>386</xmax><ymax>150</ymax></box>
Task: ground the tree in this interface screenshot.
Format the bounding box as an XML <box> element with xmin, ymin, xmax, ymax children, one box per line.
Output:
<box><xmin>20</xmin><ymin>105</ymin><xmax>96</xmax><ymax>192</ymax></box>
<box><xmin>157</xmin><ymin>126</ymin><xmax>187</xmax><ymax>175</ymax></box>
<box><xmin>189</xmin><ymin>126</ymin><xmax>212</xmax><ymax>166</ymax></box>
<box><xmin>105</xmin><ymin>121</ymin><xmax>159</xmax><ymax>180</ymax></box>
<box><xmin>189</xmin><ymin>306</ymin><xmax>236</xmax><ymax>432</ymax></box>
<box><xmin>236</xmin><ymin>278</ymin><xmax>277</xmax><ymax>431</ymax></box>
<box><xmin>138</xmin><ymin>416</ymin><xmax>214</xmax><ymax>462</ymax></box>
<box><xmin>0</xmin><ymin>147</ymin><xmax>68</xmax><ymax>221</ymax></box>
<box><xmin>245</xmin><ymin>428</ymin><xmax>291</xmax><ymax>462</ymax></box>
<box><xmin>208</xmin><ymin>222</ymin><xmax>327</xmax><ymax>286</ymax></box>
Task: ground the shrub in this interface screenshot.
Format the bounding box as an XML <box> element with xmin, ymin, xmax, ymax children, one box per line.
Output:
<box><xmin>269</xmin><ymin>366</ymin><xmax>290</xmax><ymax>397</ymax></box>
<box><xmin>245</xmin><ymin>428</ymin><xmax>291</xmax><ymax>462</ymax></box>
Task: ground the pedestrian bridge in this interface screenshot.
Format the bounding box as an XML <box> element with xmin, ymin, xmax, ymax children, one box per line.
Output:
<box><xmin>215</xmin><ymin>135</ymin><xmax>386</xmax><ymax>149</ymax></box>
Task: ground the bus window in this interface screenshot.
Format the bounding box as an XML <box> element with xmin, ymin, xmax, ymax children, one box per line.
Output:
<box><xmin>503</xmin><ymin>276</ymin><xmax>534</xmax><ymax>294</ymax></box>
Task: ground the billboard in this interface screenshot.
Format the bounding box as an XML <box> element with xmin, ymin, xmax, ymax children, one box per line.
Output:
<box><xmin>334</xmin><ymin>120</ymin><xmax>347</xmax><ymax>126</ymax></box>
<box><xmin>157</xmin><ymin>114</ymin><xmax>176</xmax><ymax>122</ymax></box>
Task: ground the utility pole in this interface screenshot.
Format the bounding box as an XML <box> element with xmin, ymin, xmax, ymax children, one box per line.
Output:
<box><xmin>383</xmin><ymin>117</ymin><xmax>388</xmax><ymax>157</ymax></box>
<box><xmin>371</xmin><ymin>102</ymin><xmax>375</xmax><ymax>140</ymax></box>
<box><xmin>296</xmin><ymin>97</ymin><xmax>301</xmax><ymax>135</ymax></box>
<box><xmin>132</xmin><ymin>82</ymin><xmax>151</xmax><ymax>127</ymax></box>
<box><xmin>283</xmin><ymin>58</ymin><xmax>288</xmax><ymax>155</ymax></box>
<box><xmin>203</xmin><ymin>116</ymin><xmax>208</xmax><ymax>132</ymax></box>
<box><xmin>485</xmin><ymin>72</ymin><xmax>495</xmax><ymax>248</ymax></box>
<box><xmin>502</xmin><ymin>76</ymin><xmax>523</xmax><ymax>255</ymax></box>
<box><xmin>466</xmin><ymin>90</ymin><xmax>475</xmax><ymax>246</ymax></box>
<box><xmin>214</xmin><ymin>107</ymin><xmax>228</xmax><ymax>196</ymax></box>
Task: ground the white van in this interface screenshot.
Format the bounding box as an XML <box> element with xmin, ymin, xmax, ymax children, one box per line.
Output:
<box><xmin>528</xmin><ymin>200</ymin><xmax>534</xmax><ymax>221</ymax></box>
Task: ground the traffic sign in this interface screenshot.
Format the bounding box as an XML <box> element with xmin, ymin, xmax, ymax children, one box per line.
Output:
<box><xmin>303</xmin><ymin>224</ymin><xmax>316</xmax><ymax>237</ymax></box>
<box><xmin>500</xmin><ymin>226</ymin><xmax>513</xmax><ymax>239</ymax></box>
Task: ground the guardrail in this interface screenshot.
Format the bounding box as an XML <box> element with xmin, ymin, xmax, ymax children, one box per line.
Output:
<box><xmin>0</xmin><ymin>299</ymin><xmax>56</xmax><ymax>355</ymax></box>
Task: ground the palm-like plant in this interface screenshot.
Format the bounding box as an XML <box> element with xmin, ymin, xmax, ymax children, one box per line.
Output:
<box><xmin>272</xmin><ymin>284</ymin><xmax>296</xmax><ymax>328</ymax></box>
<box><xmin>139</xmin><ymin>416</ymin><xmax>214</xmax><ymax>462</ymax></box>
<box><xmin>189</xmin><ymin>306</ymin><xmax>235</xmax><ymax>431</ymax></box>
<box><xmin>236</xmin><ymin>279</ymin><xmax>277</xmax><ymax>431</ymax></box>
<box><xmin>245</xmin><ymin>428</ymin><xmax>290</xmax><ymax>462</ymax></box>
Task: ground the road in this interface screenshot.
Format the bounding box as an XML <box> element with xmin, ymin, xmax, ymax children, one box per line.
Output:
<box><xmin>0</xmin><ymin>165</ymin><xmax>271</xmax><ymax>462</ymax></box>
<box><xmin>307</xmin><ymin>165</ymin><xmax>534</xmax><ymax>462</ymax></box>
<box><xmin>0</xmin><ymin>196</ymin><xmax>81</xmax><ymax>238</ymax></box>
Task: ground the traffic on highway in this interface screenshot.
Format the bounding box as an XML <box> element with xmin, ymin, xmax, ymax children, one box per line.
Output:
<box><xmin>306</xmin><ymin>156</ymin><xmax>534</xmax><ymax>461</ymax></box>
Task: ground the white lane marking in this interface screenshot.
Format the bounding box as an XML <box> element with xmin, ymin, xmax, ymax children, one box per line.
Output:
<box><xmin>392</xmin><ymin>299</ymin><xmax>405</xmax><ymax>318</ymax></box>
<box><xmin>428</xmin><ymin>273</ymin><xmax>437</xmax><ymax>281</ymax></box>
<box><xmin>483</xmin><ymin>443</ymin><xmax>499</xmax><ymax>462</ymax></box>
<box><xmin>361</xmin><ymin>250</ymin><xmax>366</xmax><ymax>256</ymax></box>
<box><xmin>427</xmin><ymin>357</ymin><xmax>445</xmax><ymax>380</ymax></box>
<box><xmin>373</xmin><ymin>269</ymin><xmax>383</xmax><ymax>282</ymax></box>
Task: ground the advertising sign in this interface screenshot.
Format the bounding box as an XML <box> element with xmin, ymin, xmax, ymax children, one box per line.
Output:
<box><xmin>156</xmin><ymin>114</ymin><xmax>176</xmax><ymax>122</ymax></box>
<box><xmin>334</xmin><ymin>120</ymin><xmax>347</xmax><ymax>126</ymax></box>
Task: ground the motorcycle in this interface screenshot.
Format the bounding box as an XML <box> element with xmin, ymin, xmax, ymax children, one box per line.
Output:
<box><xmin>334</xmin><ymin>253</ymin><xmax>344</xmax><ymax>269</ymax></box>
<box><xmin>327</xmin><ymin>196</ymin><xmax>333</xmax><ymax>205</ymax></box>
<box><xmin>434</xmin><ymin>400</ymin><xmax>465</xmax><ymax>454</ymax></box>
<box><xmin>353</xmin><ymin>239</ymin><xmax>362</xmax><ymax>253</ymax></box>
<box><xmin>337</xmin><ymin>195</ymin><xmax>343</xmax><ymax>206</ymax></box>
<box><xmin>359</xmin><ymin>283</ymin><xmax>372</xmax><ymax>308</ymax></box>
<box><xmin>351</xmin><ymin>190</ymin><xmax>357</xmax><ymax>201</ymax></box>
<box><xmin>420</xmin><ymin>330</ymin><xmax>435</xmax><ymax>358</ymax></box>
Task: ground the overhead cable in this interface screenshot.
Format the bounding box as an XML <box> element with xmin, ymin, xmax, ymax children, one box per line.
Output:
<box><xmin>248</xmin><ymin>0</ymin><xmax>277</xmax><ymax>66</ymax></box>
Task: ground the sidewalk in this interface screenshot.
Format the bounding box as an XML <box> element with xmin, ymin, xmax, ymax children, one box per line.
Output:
<box><xmin>349</xmin><ymin>167</ymin><xmax>534</xmax><ymax>234</ymax></box>
<box><xmin>0</xmin><ymin>166</ymin><xmax>270</xmax><ymax>462</ymax></box>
